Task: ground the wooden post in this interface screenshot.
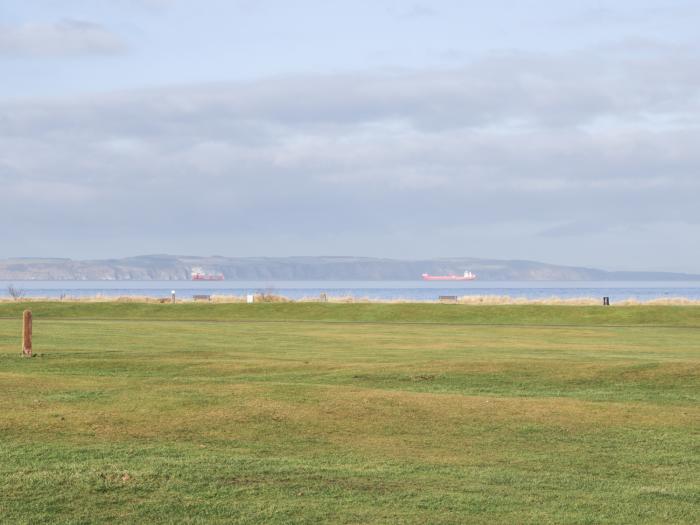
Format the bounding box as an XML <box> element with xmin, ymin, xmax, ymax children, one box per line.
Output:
<box><xmin>22</xmin><ymin>310</ymin><xmax>32</xmax><ymax>357</ymax></box>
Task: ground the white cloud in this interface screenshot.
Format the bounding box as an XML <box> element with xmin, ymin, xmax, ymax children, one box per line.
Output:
<box><xmin>0</xmin><ymin>19</ymin><xmax>125</xmax><ymax>57</ymax></box>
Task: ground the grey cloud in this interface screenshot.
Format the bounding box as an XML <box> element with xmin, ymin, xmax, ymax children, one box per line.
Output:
<box><xmin>129</xmin><ymin>0</ymin><xmax>176</xmax><ymax>8</ymax></box>
<box><xmin>5</xmin><ymin>48</ymin><xmax>700</xmax><ymax>134</ymax></box>
<box><xmin>561</xmin><ymin>4</ymin><xmax>700</xmax><ymax>28</ymax></box>
<box><xmin>0</xmin><ymin>19</ymin><xmax>126</xmax><ymax>57</ymax></box>
<box><xmin>538</xmin><ymin>221</ymin><xmax>618</xmax><ymax>238</ymax></box>
<box><xmin>1</xmin><ymin>45</ymin><xmax>700</xmax><ymax>263</ymax></box>
<box><xmin>392</xmin><ymin>4</ymin><xmax>438</xmax><ymax>19</ymax></box>
<box><xmin>560</xmin><ymin>7</ymin><xmax>635</xmax><ymax>27</ymax></box>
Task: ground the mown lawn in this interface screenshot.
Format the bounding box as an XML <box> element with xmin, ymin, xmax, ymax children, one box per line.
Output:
<box><xmin>0</xmin><ymin>303</ymin><xmax>698</xmax><ymax>524</ymax></box>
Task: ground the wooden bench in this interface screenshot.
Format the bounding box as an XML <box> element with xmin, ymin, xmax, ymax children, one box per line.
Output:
<box><xmin>193</xmin><ymin>294</ymin><xmax>211</xmax><ymax>302</ymax></box>
<box><xmin>438</xmin><ymin>295</ymin><xmax>458</xmax><ymax>303</ymax></box>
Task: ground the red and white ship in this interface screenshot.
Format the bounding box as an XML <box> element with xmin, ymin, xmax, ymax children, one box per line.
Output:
<box><xmin>422</xmin><ymin>271</ymin><xmax>476</xmax><ymax>281</ymax></box>
<box><xmin>191</xmin><ymin>267</ymin><xmax>225</xmax><ymax>281</ymax></box>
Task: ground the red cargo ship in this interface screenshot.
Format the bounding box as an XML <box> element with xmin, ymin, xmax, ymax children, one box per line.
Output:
<box><xmin>191</xmin><ymin>267</ymin><xmax>225</xmax><ymax>281</ymax></box>
<box><xmin>422</xmin><ymin>271</ymin><xmax>476</xmax><ymax>281</ymax></box>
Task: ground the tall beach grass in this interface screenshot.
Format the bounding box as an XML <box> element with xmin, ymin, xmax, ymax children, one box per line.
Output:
<box><xmin>1</xmin><ymin>293</ymin><xmax>699</xmax><ymax>305</ymax></box>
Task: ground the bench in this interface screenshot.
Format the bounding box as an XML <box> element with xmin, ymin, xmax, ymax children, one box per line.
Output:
<box><xmin>438</xmin><ymin>295</ymin><xmax>459</xmax><ymax>303</ymax></box>
<box><xmin>193</xmin><ymin>294</ymin><xmax>211</xmax><ymax>302</ymax></box>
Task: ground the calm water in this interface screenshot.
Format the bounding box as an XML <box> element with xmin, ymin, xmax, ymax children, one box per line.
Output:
<box><xmin>1</xmin><ymin>280</ymin><xmax>700</xmax><ymax>302</ymax></box>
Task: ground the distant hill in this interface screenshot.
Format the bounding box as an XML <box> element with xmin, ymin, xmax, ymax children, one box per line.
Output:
<box><xmin>0</xmin><ymin>255</ymin><xmax>698</xmax><ymax>281</ymax></box>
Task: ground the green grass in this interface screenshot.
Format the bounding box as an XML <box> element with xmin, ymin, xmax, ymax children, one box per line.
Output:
<box><xmin>0</xmin><ymin>303</ymin><xmax>698</xmax><ymax>524</ymax></box>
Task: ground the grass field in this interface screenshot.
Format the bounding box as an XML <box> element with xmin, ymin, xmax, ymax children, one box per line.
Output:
<box><xmin>1</xmin><ymin>303</ymin><xmax>698</xmax><ymax>524</ymax></box>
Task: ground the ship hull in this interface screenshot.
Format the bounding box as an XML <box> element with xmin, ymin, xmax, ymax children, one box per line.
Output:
<box><xmin>422</xmin><ymin>276</ymin><xmax>476</xmax><ymax>281</ymax></box>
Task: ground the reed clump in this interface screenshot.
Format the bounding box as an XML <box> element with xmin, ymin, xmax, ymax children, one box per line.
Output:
<box><xmin>254</xmin><ymin>292</ymin><xmax>292</xmax><ymax>303</ymax></box>
<box><xmin>209</xmin><ymin>295</ymin><xmax>246</xmax><ymax>303</ymax></box>
<box><xmin>455</xmin><ymin>295</ymin><xmax>602</xmax><ymax>306</ymax></box>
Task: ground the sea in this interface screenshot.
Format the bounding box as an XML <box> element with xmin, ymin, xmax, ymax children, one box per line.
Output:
<box><xmin>2</xmin><ymin>280</ymin><xmax>700</xmax><ymax>302</ymax></box>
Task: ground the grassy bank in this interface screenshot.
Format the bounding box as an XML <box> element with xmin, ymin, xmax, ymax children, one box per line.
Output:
<box><xmin>2</xmin><ymin>301</ymin><xmax>700</xmax><ymax>326</ymax></box>
<box><xmin>1</xmin><ymin>303</ymin><xmax>698</xmax><ymax>523</ymax></box>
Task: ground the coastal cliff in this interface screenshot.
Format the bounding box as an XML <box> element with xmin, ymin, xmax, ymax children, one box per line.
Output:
<box><xmin>0</xmin><ymin>255</ymin><xmax>697</xmax><ymax>281</ymax></box>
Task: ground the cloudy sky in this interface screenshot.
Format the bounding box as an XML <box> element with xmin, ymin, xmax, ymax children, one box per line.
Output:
<box><xmin>1</xmin><ymin>1</ymin><xmax>699</xmax><ymax>271</ymax></box>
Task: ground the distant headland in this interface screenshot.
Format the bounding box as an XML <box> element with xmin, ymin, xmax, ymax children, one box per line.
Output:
<box><xmin>0</xmin><ymin>255</ymin><xmax>698</xmax><ymax>281</ymax></box>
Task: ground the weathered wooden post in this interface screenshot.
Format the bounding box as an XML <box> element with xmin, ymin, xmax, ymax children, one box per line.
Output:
<box><xmin>22</xmin><ymin>310</ymin><xmax>32</xmax><ymax>357</ymax></box>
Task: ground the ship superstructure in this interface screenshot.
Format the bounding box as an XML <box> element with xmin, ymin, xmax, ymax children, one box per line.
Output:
<box><xmin>422</xmin><ymin>271</ymin><xmax>476</xmax><ymax>281</ymax></box>
<box><xmin>191</xmin><ymin>267</ymin><xmax>225</xmax><ymax>281</ymax></box>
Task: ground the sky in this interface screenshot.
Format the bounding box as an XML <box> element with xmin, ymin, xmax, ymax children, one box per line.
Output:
<box><xmin>1</xmin><ymin>1</ymin><xmax>699</xmax><ymax>272</ymax></box>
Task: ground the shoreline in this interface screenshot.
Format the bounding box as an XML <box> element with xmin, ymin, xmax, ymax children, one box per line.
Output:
<box><xmin>2</xmin><ymin>294</ymin><xmax>700</xmax><ymax>306</ymax></box>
